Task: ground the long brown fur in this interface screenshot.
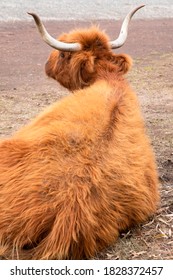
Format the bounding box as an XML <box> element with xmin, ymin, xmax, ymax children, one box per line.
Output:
<box><xmin>0</xmin><ymin>26</ymin><xmax>159</xmax><ymax>259</ymax></box>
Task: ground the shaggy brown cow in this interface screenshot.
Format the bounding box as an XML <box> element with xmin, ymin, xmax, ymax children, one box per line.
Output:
<box><xmin>0</xmin><ymin>6</ymin><xmax>159</xmax><ymax>260</ymax></box>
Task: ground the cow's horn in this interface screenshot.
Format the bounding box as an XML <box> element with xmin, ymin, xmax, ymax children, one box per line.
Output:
<box><xmin>27</xmin><ymin>12</ymin><xmax>82</xmax><ymax>52</ymax></box>
<box><xmin>109</xmin><ymin>5</ymin><xmax>145</xmax><ymax>49</ymax></box>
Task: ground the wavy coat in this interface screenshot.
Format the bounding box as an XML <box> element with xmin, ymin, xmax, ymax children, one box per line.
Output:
<box><xmin>0</xmin><ymin>26</ymin><xmax>159</xmax><ymax>259</ymax></box>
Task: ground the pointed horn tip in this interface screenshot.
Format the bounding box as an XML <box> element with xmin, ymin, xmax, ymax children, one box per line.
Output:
<box><xmin>137</xmin><ymin>4</ymin><xmax>145</xmax><ymax>10</ymax></box>
<box><xmin>27</xmin><ymin>12</ymin><xmax>35</xmax><ymax>16</ymax></box>
<box><xmin>131</xmin><ymin>4</ymin><xmax>145</xmax><ymax>15</ymax></box>
<box><xmin>27</xmin><ymin>12</ymin><xmax>41</xmax><ymax>27</ymax></box>
<box><xmin>27</xmin><ymin>12</ymin><xmax>39</xmax><ymax>21</ymax></box>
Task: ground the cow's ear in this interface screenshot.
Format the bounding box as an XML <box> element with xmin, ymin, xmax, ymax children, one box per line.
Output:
<box><xmin>112</xmin><ymin>54</ymin><xmax>132</xmax><ymax>74</ymax></box>
<box><xmin>70</xmin><ymin>52</ymin><xmax>95</xmax><ymax>88</ymax></box>
<box><xmin>80</xmin><ymin>54</ymin><xmax>95</xmax><ymax>86</ymax></box>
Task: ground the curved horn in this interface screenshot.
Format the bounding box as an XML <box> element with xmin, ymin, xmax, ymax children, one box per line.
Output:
<box><xmin>109</xmin><ymin>5</ymin><xmax>145</xmax><ymax>49</ymax></box>
<box><xmin>27</xmin><ymin>12</ymin><xmax>82</xmax><ymax>52</ymax></box>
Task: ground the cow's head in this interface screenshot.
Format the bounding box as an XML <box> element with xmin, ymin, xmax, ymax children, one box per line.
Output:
<box><xmin>28</xmin><ymin>5</ymin><xmax>144</xmax><ymax>91</ymax></box>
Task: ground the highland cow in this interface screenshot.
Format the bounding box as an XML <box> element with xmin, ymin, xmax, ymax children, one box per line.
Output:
<box><xmin>0</xmin><ymin>6</ymin><xmax>159</xmax><ymax>259</ymax></box>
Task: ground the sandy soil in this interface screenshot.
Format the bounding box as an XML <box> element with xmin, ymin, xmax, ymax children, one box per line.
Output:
<box><xmin>0</xmin><ymin>18</ymin><xmax>173</xmax><ymax>259</ymax></box>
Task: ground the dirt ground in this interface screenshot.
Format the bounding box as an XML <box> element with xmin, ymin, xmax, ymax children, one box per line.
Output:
<box><xmin>0</xmin><ymin>18</ymin><xmax>173</xmax><ymax>260</ymax></box>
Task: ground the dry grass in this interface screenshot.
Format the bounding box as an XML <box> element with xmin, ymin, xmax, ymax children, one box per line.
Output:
<box><xmin>95</xmin><ymin>184</ymin><xmax>173</xmax><ymax>260</ymax></box>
